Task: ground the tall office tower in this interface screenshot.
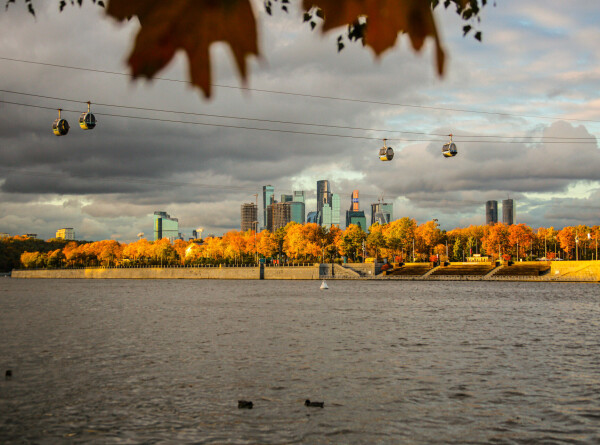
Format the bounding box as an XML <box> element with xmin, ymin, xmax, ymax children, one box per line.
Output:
<box><xmin>485</xmin><ymin>200</ymin><xmax>498</xmax><ymax>225</ymax></box>
<box><xmin>306</xmin><ymin>211</ymin><xmax>320</xmax><ymax>224</ymax></box>
<box><xmin>293</xmin><ymin>190</ymin><xmax>305</xmax><ymax>203</ymax></box>
<box><xmin>267</xmin><ymin>202</ymin><xmax>291</xmax><ymax>232</ymax></box>
<box><xmin>346</xmin><ymin>211</ymin><xmax>367</xmax><ymax>230</ymax></box>
<box><xmin>289</xmin><ymin>201</ymin><xmax>305</xmax><ymax>224</ymax></box>
<box><xmin>262</xmin><ymin>185</ymin><xmax>275</xmax><ymax>229</ymax></box>
<box><xmin>55</xmin><ymin>228</ymin><xmax>75</xmax><ymax>240</ymax></box>
<box><xmin>316</xmin><ymin>180</ymin><xmax>331</xmax><ymax>214</ymax></box>
<box><xmin>351</xmin><ymin>190</ymin><xmax>360</xmax><ymax>211</ymax></box>
<box><xmin>321</xmin><ymin>194</ymin><xmax>341</xmax><ymax>228</ymax></box>
<box><xmin>502</xmin><ymin>199</ymin><xmax>515</xmax><ymax>225</ymax></box>
<box><xmin>371</xmin><ymin>202</ymin><xmax>393</xmax><ymax>226</ymax></box>
<box><xmin>153</xmin><ymin>211</ymin><xmax>180</xmax><ymax>241</ymax></box>
<box><xmin>280</xmin><ymin>194</ymin><xmax>293</xmax><ymax>203</ymax></box>
<box><xmin>331</xmin><ymin>193</ymin><xmax>340</xmax><ymax>226</ymax></box>
<box><xmin>241</xmin><ymin>202</ymin><xmax>258</xmax><ymax>232</ymax></box>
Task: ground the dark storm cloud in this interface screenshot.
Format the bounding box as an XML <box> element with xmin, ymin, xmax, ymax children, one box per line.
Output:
<box><xmin>1</xmin><ymin>1</ymin><xmax>599</xmax><ymax>239</ymax></box>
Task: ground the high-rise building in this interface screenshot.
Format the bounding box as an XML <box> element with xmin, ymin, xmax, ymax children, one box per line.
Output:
<box><xmin>346</xmin><ymin>211</ymin><xmax>367</xmax><ymax>230</ymax></box>
<box><xmin>371</xmin><ymin>202</ymin><xmax>393</xmax><ymax>226</ymax></box>
<box><xmin>321</xmin><ymin>193</ymin><xmax>340</xmax><ymax>228</ymax></box>
<box><xmin>154</xmin><ymin>211</ymin><xmax>180</xmax><ymax>241</ymax></box>
<box><xmin>502</xmin><ymin>199</ymin><xmax>515</xmax><ymax>225</ymax></box>
<box><xmin>267</xmin><ymin>202</ymin><xmax>291</xmax><ymax>232</ymax></box>
<box><xmin>316</xmin><ymin>180</ymin><xmax>331</xmax><ymax>214</ymax></box>
<box><xmin>331</xmin><ymin>193</ymin><xmax>340</xmax><ymax>226</ymax></box>
<box><xmin>485</xmin><ymin>200</ymin><xmax>498</xmax><ymax>225</ymax></box>
<box><xmin>280</xmin><ymin>194</ymin><xmax>293</xmax><ymax>203</ymax></box>
<box><xmin>262</xmin><ymin>185</ymin><xmax>275</xmax><ymax>229</ymax></box>
<box><xmin>306</xmin><ymin>211</ymin><xmax>320</xmax><ymax>224</ymax></box>
<box><xmin>351</xmin><ymin>190</ymin><xmax>359</xmax><ymax>211</ymax></box>
<box><xmin>56</xmin><ymin>228</ymin><xmax>75</xmax><ymax>240</ymax></box>
<box><xmin>241</xmin><ymin>203</ymin><xmax>258</xmax><ymax>232</ymax></box>
<box><xmin>289</xmin><ymin>201</ymin><xmax>305</xmax><ymax>224</ymax></box>
<box><xmin>293</xmin><ymin>190</ymin><xmax>305</xmax><ymax>203</ymax></box>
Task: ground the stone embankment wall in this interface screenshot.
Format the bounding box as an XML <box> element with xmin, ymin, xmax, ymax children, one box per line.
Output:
<box><xmin>12</xmin><ymin>265</ymin><xmax>322</xmax><ymax>280</ymax></box>
<box><xmin>549</xmin><ymin>261</ymin><xmax>600</xmax><ymax>281</ymax></box>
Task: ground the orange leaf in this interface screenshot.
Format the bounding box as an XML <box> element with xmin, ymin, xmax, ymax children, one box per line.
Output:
<box><xmin>304</xmin><ymin>0</ymin><xmax>445</xmax><ymax>74</ymax></box>
<box><xmin>107</xmin><ymin>0</ymin><xmax>259</xmax><ymax>97</ymax></box>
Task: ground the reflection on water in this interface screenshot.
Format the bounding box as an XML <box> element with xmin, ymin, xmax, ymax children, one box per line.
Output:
<box><xmin>1</xmin><ymin>279</ymin><xmax>599</xmax><ymax>443</ymax></box>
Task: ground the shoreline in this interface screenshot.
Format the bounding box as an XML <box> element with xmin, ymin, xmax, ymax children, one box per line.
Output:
<box><xmin>10</xmin><ymin>261</ymin><xmax>600</xmax><ymax>282</ymax></box>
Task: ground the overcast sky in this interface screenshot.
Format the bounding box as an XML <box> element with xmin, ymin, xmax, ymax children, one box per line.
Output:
<box><xmin>0</xmin><ymin>1</ymin><xmax>599</xmax><ymax>241</ymax></box>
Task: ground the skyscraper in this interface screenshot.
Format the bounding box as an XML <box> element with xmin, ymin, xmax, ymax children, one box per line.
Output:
<box><xmin>351</xmin><ymin>190</ymin><xmax>359</xmax><ymax>211</ymax></box>
<box><xmin>485</xmin><ymin>200</ymin><xmax>498</xmax><ymax>225</ymax></box>
<box><xmin>371</xmin><ymin>202</ymin><xmax>393</xmax><ymax>226</ymax></box>
<box><xmin>56</xmin><ymin>228</ymin><xmax>75</xmax><ymax>240</ymax></box>
<box><xmin>289</xmin><ymin>201</ymin><xmax>305</xmax><ymax>224</ymax></box>
<box><xmin>502</xmin><ymin>199</ymin><xmax>515</xmax><ymax>225</ymax></box>
<box><xmin>154</xmin><ymin>211</ymin><xmax>180</xmax><ymax>242</ymax></box>
<box><xmin>241</xmin><ymin>203</ymin><xmax>258</xmax><ymax>232</ymax></box>
<box><xmin>262</xmin><ymin>185</ymin><xmax>274</xmax><ymax>229</ymax></box>
<box><xmin>293</xmin><ymin>190</ymin><xmax>305</xmax><ymax>203</ymax></box>
<box><xmin>331</xmin><ymin>193</ymin><xmax>340</xmax><ymax>226</ymax></box>
<box><xmin>280</xmin><ymin>194</ymin><xmax>293</xmax><ymax>203</ymax></box>
<box><xmin>316</xmin><ymin>180</ymin><xmax>331</xmax><ymax>214</ymax></box>
<box><xmin>267</xmin><ymin>202</ymin><xmax>291</xmax><ymax>232</ymax></box>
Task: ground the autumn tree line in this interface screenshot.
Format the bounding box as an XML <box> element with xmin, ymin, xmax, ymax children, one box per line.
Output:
<box><xmin>4</xmin><ymin>219</ymin><xmax>599</xmax><ymax>271</ymax></box>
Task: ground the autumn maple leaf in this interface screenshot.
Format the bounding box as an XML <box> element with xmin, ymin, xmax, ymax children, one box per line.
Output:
<box><xmin>107</xmin><ymin>0</ymin><xmax>259</xmax><ymax>97</ymax></box>
<box><xmin>304</xmin><ymin>0</ymin><xmax>445</xmax><ymax>75</ymax></box>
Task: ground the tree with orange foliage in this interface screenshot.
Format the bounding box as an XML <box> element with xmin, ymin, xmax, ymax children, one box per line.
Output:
<box><xmin>257</xmin><ymin>231</ymin><xmax>278</xmax><ymax>259</ymax></box>
<box><xmin>415</xmin><ymin>220</ymin><xmax>442</xmax><ymax>258</ymax></box>
<box><xmin>481</xmin><ymin>223</ymin><xmax>509</xmax><ymax>260</ymax></box>
<box><xmin>557</xmin><ymin>227</ymin><xmax>576</xmax><ymax>260</ymax></box>
<box><xmin>508</xmin><ymin>223</ymin><xmax>534</xmax><ymax>261</ymax></box>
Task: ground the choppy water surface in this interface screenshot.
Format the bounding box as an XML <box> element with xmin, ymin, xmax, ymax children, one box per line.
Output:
<box><xmin>1</xmin><ymin>279</ymin><xmax>599</xmax><ymax>444</ymax></box>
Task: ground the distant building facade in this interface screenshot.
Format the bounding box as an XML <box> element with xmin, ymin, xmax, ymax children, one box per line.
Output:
<box><xmin>316</xmin><ymin>180</ymin><xmax>331</xmax><ymax>214</ymax></box>
<box><xmin>371</xmin><ymin>202</ymin><xmax>393</xmax><ymax>226</ymax></box>
<box><xmin>288</xmin><ymin>201</ymin><xmax>305</xmax><ymax>224</ymax></box>
<box><xmin>267</xmin><ymin>202</ymin><xmax>291</xmax><ymax>232</ymax></box>
<box><xmin>56</xmin><ymin>228</ymin><xmax>75</xmax><ymax>240</ymax></box>
<box><xmin>293</xmin><ymin>190</ymin><xmax>305</xmax><ymax>203</ymax></box>
<box><xmin>262</xmin><ymin>185</ymin><xmax>275</xmax><ymax>229</ymax></box>
<box><xmin>154</xmin><ymin>211</ymin><xmax>180</xmax><ymax>242</ymax></box>
<box><xmin>346</xmin><ymin>211</ymin><xmax>367</xmax><ymax>230</ymax></box>
<box><xmin>280</xmin><ymin>194</ymin><xmax>293</xmax><ymax>203</ymax></box>
<box><xmin>241</xmin><ymin>203</ymin><xmax>258</xmax><ymax>232</ymax></box>
<box><xmin>306</xmin><ymin>211</ymin><xmax>320</xmax><ymax>224</ymax></box>
<box><xmin>502</xmin><ymin>199</ymin><xmax>515</xmax><ymax>225</ymax></box>
<box><xmin>485</xmin><ymin>200</ymin><xmax>498</xmax><ymax>225</ymax></box>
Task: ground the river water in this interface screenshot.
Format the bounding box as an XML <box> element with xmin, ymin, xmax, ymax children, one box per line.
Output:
<box><xmin>1</xmin><ymin>279</ymin><xmax>599</xmax><ymax>444</ymax></box>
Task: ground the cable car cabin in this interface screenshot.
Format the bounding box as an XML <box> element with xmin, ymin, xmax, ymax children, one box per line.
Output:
<box><xmin>79</xmin><ymin>102</ymin><xmax>96</xmax><ymax>130</ymax></box>
<box><xmin>52</xmin><ymin>109</ymin><xmax>69</xmax><ymax>136</ymax></box>
<box><xmin>442</xmin><ymin>134</ymin><xmax>457</xmax><ymax>157</ymax></box>
<box><xmin>379</xmin><ymin>139</ymin><xmax>394</xmax><ymax>161</ymax></box>
<box><xmin>79</xmin><ymin>112</ymin><xmax>96</xmax><ymax>130</ymax></box>
<box><xmin>442</xmin><ymin>142</ymin><xmax>457</xmax><ymax>157</ymax></box>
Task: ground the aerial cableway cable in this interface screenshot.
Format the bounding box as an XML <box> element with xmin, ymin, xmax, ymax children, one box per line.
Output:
<box><xmin>0</xmin><ymin>88</ymin><xmax>598</xmax><ymax>142</ymax></box>
<box><xmin>1</xmin><ymin>56</ymin><xmax>600</xmax><ymax>124</ymax></box>
<box><xmin>0</xmin><ymin>99</ymin><xmax>596</xmax><ymax>145</ymax></box>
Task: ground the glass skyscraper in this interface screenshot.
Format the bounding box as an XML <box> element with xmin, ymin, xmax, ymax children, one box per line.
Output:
<box><xmin>371</xmin><ymin>202</ymin><xmax>393</xmax><ymax>226</ymax></box>
<box><xmin>293</xmin><ymin>190</ymin><xmax>305</xmax><ymax>203</ymax></box>
<box><xmin>154</xmin><ymin>211</ymin><xmax>180</xmax><ymax>242</ymax></box>
<box><xmin>316</xmin><ymin>180</ymin><xmax>331</xmax><ymax>214</ymax></box>
<box><xmin>289</xmin><ymin>201</ymin><xmax>305</xmax><ymax>224</ymax></box>
<box><xmin>262</xmin><ymin>185</ymin><xmax>274</xmax><ymax>229</ymax></box>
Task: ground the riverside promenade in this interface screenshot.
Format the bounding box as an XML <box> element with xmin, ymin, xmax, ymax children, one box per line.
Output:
<box><xmin>10</xmin><ymin>261</ymin><xmax>600</xmax><ymax>282</ymax></box>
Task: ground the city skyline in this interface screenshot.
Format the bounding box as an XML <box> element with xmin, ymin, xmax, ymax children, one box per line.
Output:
<box><xmin>0</xmin><ymin>2</ymin><xmax>598</xmax><ymax>241</ymax></box>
